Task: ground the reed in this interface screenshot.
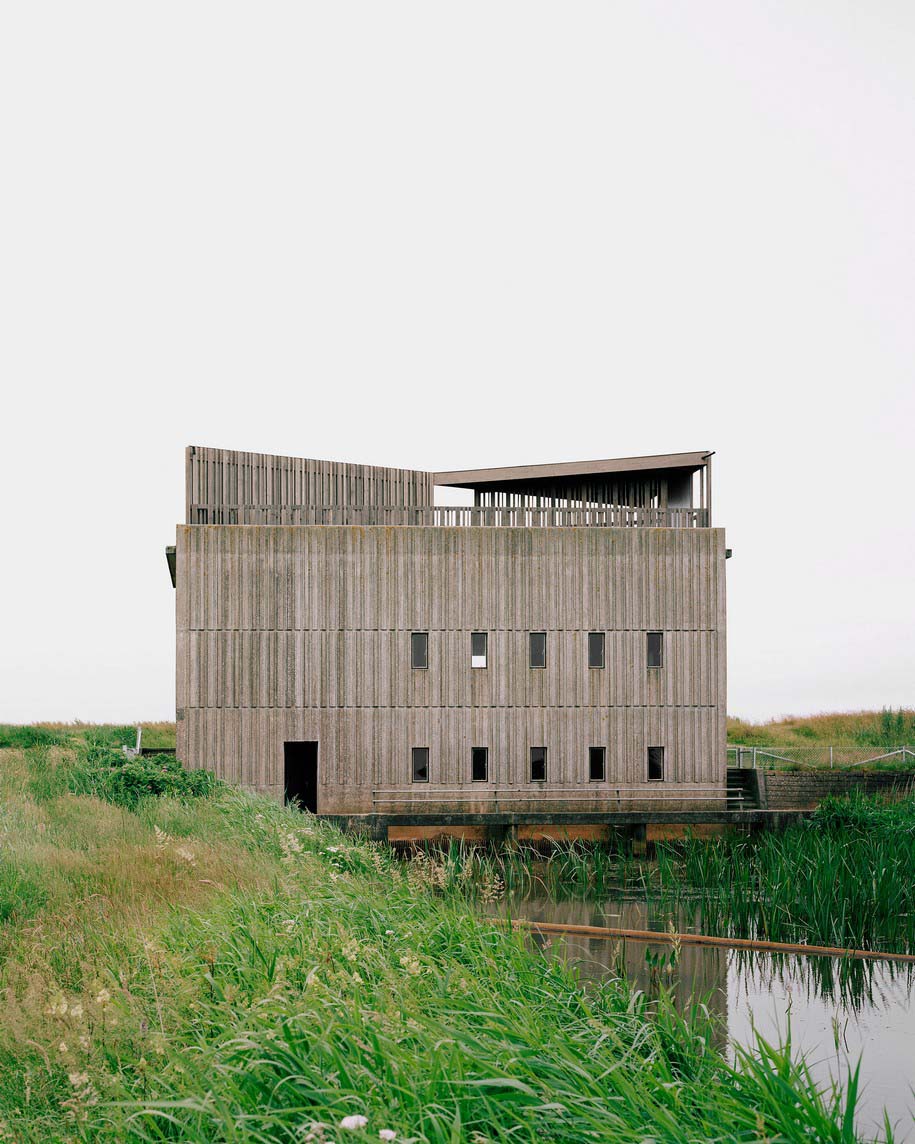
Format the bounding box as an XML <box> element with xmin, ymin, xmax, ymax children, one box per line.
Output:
<box><xmin>0</xmin><ymin>736</ymin><xmax>884</xmax><ymax>1141</ymax></box>
<box><xmin>653</xmin><ymin>794</ymin><xmax>915</xmax><ymax>953</ymax></box>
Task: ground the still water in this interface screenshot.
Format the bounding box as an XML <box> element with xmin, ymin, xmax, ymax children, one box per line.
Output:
<box><xmin>499</xmin><ymin>895</ymin><xmax>915</xmax><ymax>1142</ymax></box>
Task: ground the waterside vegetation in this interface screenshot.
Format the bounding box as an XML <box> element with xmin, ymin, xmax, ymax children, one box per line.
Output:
<box><xmin>0</xmin><ymin>732</ymin><xmax>888</xmax><ymax>1142</ymax></box>
<box><xmin>448</xmin><ymin>794</ymin><xmax>915</xmax><ymax>957</ymax></box>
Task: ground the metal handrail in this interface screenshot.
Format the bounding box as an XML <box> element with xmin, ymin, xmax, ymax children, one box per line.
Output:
<box><xmin>728</xmin><ymin>744</ymin><xmax>915</xmax><ymax>770</ymax></box>
<box><xmin>372</xmin><ymin>790</ymin><xmax>743</xmax><ymax>806</ymax></box>
<box><xmin>374</xmin><ymin>785</ymin><xmax>736</xmax><ymax>794</ymax></box>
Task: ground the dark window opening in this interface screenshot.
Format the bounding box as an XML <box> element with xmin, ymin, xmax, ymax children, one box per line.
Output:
<box><xmin>589</xmin><ymin>746</ymin><xmax>606</xmax><ymax>782</ymax></box>
<box><xmin>529</xmin><ymin>632</ymin><xmax>547</xmax><ymax>669</ymax></box>
<box><xmin>471</xmin><ymin>632</ymin><xmax>488</xmax><ymax>669</ymax></box>
<box><xmin>647</xmin><ymin>631</ymin><xmax>663</xmax><ymax>668</ymax></box>
<box><xmin>648</xmin><ymin>746</ymin><xmax>665</xmax><ymax>781</ymax></box>
<box><xmin>530</xmin><ymin>746</ymin><xmax>547</xmax><ymax>782</ymax></box>
<box><xmin>588</xmin><ymin>632</ymin><xmax>605</xmax><ymax>669</ymax></box>
<box><xmin>411</xmin><ymin>632</ymin><xmax>429</xmax><ymax>670</ymax></box>
<box><xmin>412</xmin><ymin>747</ymin><xmax>429</xmax><ymax>782</ymax></box>
<box><xmin>471</xmin><ymin>747</ymin><xmax>489</xmax><ymax>782</ymax></box>
<box><xmin>284</xmin><ymin>741</ymin><xmax>318</xmax><ymax>813</ymax></box>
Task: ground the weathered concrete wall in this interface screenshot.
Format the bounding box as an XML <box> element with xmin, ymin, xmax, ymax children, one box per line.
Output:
<box><xmin>760</xmin><ymin>770</ymin><xmax>914</xmax><ymax>810</ymax></box>
<box><xmin>176</xmin><ymin>524</ymin><xmax>727</xmax><ymax>813</ymax></box>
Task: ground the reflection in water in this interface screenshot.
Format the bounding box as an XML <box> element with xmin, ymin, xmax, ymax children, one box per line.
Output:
<box><xmin>495</xmin><ymin>894</ymin><xmax>915</xmax><ymax>1142</ymax></box>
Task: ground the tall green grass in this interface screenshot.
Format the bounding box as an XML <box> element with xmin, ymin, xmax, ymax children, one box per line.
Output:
<box><xmin>727</xmin><ymin>709</ymin><xmax>915</xmax><ymax>751</ymax></box>
<box><xmin>0</xmin><ymin>738</ymin><xmax>887</xmax><ymax>1141</ymax></box>
<box><xmin>652</xmin><ymin>794</ymin><xmax>915</xmax><ymax>954</ymax></box>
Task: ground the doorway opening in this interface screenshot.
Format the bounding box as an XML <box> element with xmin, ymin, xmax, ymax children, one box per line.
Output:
<box><xmin>284</xmin><ymin>741</ymin><xmax>318</xmax><ymax>812</ymax></box>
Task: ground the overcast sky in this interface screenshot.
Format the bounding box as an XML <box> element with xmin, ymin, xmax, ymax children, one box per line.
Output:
<box><xmin>2</xmin><ymin>2</ymin><xmax>913</xmax><ymax>725</ymax></box>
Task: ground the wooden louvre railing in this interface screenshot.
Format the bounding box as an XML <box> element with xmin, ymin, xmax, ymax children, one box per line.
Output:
<box><xmin>189</xmin><ymin>504</ymin><xmax>710</xmax><ymax>528</ymax></box>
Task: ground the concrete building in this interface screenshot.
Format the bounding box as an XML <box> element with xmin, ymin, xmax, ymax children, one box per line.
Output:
<box><xmin>168</xmin><ymin>445</ymin><xmax>728</xmax><ymax>837</ymax></box>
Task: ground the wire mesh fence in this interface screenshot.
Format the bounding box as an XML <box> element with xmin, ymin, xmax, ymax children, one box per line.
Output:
<box><xmin>727</xmin><ymin>745</ymin><xmax>915</xmax><ymax>770</ymax></box>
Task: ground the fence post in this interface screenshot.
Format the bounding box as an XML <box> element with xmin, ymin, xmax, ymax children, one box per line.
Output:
<box><xmin>752</xmin><ymin>747</ymin><xmax>757</xmax><ymax>770</ymax></box>
<box><xmin>829</xmin><ymin>746</ymin><xmax>833</xmax><ymax>769</ymax></box>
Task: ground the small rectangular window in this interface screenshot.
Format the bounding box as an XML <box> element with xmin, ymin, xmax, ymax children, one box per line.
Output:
<box><xmin>588</xmin><ymin>632</ymin><xmax>605</xmax><ymax>669</ymax></box>
<box><xmin>589</xmin><ymin>746</ymin><xmax>606</xmax><ymax>782</ymax></box>
<box><xmin>647</xmin><ymin>632</ymin><xmax>663</xmax><ymax>668</ymax></box>
<box><xmin>530</xmin><ymin>746</ymin><xmax>547</xmax><ymax>782</ymax></box>
<box><xmin>411</xmin><ymin>632</ymin><xmax>428</xmax><ymax>670</ymax></box>
<box><xmin>471</xmin><ymin>747</ymin><xmax>488</xmax><ymax>782</ymax></box>
<box><xmin>529</xmin><ymin>632</ymin><xmax>546</xmax><ymax>669</ymax></box>
<box><xmin>648</xmin><ymin>746</ymin><xmax>664</xmax><ymax>781</ymax></box>
<box><xmin>471</xmin><ymin>632</ymin><xmax>488</xmax><ymax>669</ymax></box>
<box><xmin>412</xmin><ymin>747</ymin><xmax>429</xmax><ymax>782</ymax></box>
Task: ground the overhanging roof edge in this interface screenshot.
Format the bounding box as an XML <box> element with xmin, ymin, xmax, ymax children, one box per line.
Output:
<box><xmin>434</xmin><ymin>451</ymin><xmax>712</xmax><ymax>487</ymax></box>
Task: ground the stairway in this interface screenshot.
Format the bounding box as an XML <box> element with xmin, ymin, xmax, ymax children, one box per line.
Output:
<box><xmin>727</xmin><ymin>767</ymin><xmax>762</xmax><ymax>810</ymax></box>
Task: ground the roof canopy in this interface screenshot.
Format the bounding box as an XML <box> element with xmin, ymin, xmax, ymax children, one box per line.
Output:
<box><xmin>434</xmin><ymin>451</ymin><xmax>712</xmax><ymax>489</ymax></box>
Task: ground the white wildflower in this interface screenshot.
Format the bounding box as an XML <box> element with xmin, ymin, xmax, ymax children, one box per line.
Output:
<box><xmin>281</xmin><ymin>831</ymin><xmax>304</xmax><ymax>862</ymax></box>
<box><xmin>379</xmin><ymin>1131</ymin><xmax>396</xmax><ymax>1141</ymax></box>
<box><xmin>399</xmin><ymin>954</ymin><xmax>421</xmax><ymax>976</ymax></box>
<box><xmin>68</xmin><ymin>1072</ymin><xmax>89</xmax><ymax>1088</ymax></box>
<box><xmin>95</xmin><ymin>988</ymin><xmax>111</xmax><ymax>1006</ymax></box>
<box><xmin>339</xmin><ymin>1114</ymin><xmax>368</xmax><ymax>1131</ymax></box>
<box><xmin>69</xmin><ymin>1002</ymin><xmax>84</xmax><ymax>1020</ymax></box>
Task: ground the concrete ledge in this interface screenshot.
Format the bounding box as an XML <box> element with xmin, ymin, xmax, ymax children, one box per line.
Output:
<box><xmin>320</xmin><ymin>809</ymin><xmax>809</xmax><ymax>841</ymax></box>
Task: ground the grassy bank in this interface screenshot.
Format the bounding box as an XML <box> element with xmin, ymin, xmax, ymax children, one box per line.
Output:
<box><xmin>0</xmin><ymin>723</ymin><xmax>177</xmax><ymax>751</ymax></box>
<box><xmin>727</xmin><ymin>709</ymin><xmax>915</xmax><ymax>752</ymax></box>
<box><xmin>0</xmin><ymin>737</ymin><xmax>884</xmax><ymax>1142</ymax></box>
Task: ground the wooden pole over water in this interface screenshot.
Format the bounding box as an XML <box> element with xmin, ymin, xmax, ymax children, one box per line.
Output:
<box><xmin>508</xmin><ymin>919</ymin><xmax>915</xmax><ymax>965</ymax></box>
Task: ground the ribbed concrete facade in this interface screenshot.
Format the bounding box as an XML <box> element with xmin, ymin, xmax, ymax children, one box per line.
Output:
<box><xmin>175</xmin><ymin>491</ymin><xmax>727</xmax><ymax>814</ymax></box>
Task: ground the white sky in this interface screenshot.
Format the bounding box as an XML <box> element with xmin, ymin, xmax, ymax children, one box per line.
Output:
<box><xmin>2</xmin><ymin>2</ymin><xmax>913</xmax><ymax>724</ymax></box>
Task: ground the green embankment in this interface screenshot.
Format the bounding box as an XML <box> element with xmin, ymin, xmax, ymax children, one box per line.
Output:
<box><xmin>727</xmin><ymin>709</ymin><xmax>915</xmax><ymax>752</ymax></box>
<box><xmin>0</xmin><ymin>734</ymin><xmax>883</xmax><ymax>1142</ymax></box>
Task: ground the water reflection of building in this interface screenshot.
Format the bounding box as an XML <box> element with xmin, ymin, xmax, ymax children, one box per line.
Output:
<box><xmin>512</xmin><ymin>896</ymin><xmax>729</xmax><ymax>1051</ymax></box>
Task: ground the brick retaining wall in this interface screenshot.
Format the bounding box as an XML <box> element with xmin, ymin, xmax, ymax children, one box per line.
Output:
<box><xmin>759</xmin><ymin>770</ymin><xmax>915</xmax><ymax>810</ymax></box>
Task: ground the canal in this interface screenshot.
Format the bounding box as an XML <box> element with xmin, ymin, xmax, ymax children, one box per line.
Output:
<box><xmin>493</xmin><ymin>893</ymin><xmax>915</xmax><ymax>1141</ymax></box>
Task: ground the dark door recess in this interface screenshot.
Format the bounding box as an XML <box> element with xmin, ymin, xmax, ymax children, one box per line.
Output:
<box><xmin>284</xmin><ymin>741</ymin><xmax>318</xmax><ymax>812</ymax></box>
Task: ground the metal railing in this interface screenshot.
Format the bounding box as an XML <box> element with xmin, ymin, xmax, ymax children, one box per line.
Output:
<box><xmin>728</xmin><ymin>745</ymin><xmax>915</xmax><ymax>770</ymax></box>
<box><xmin>189</xmin><ymin>504</ymin><xmax>710</xmax><ymax>529</ymax></box>
<box><xmin>372</xmin><ymin>785</ymin><xmax>742</xmax><ymax>807</ymax></box>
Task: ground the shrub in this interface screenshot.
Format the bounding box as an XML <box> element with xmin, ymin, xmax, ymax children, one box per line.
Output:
<box><xmin>73</xmin><ymin>748</ymin><xmax>217</xmax><ymax>809</ymax></box>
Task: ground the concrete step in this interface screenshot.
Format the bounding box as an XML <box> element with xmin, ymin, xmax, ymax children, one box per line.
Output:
<box><xmin>727</xmin><ymin>767</ymin><xmax>761</xmax><ymax>810</ymax></box>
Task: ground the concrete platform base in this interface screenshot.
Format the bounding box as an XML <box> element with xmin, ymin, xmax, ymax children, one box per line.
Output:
<box><xmin>320</xmin><ymin>809</ymin><xmax>809</xmax><ymax>844</ymax></box>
